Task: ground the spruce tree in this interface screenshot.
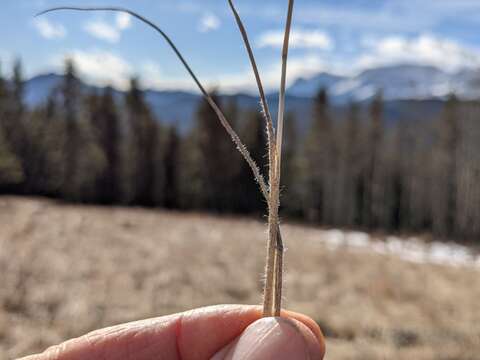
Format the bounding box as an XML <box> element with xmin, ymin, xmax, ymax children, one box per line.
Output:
<box><xmin>163</xmin><ymin>125</ymin><xmax>180</xmax><ymax>209</ymax></box>
<box><xmin>364</xmin><ymin>91</ymin><xmax>384</xmax><ymax>228</ymax></box>
<box><xmin>0</xmin><ymin>61</ymin><xmax>8</xmax><ymax>120</ymax></box>
<box><xmin>12</xmin><ymin>60</ymin><xmax>25</xmax><ymax>119</ymax></box>
<box><xmin>433</xmin><ymin>94</ymin><xmax>460</xmax><ymax>236</ymax></box>
<box><xmin>194</xmin><ymin>92</ymin><xmax>237</xmax><ymax>211</ymax></box>
<box><xmin>343</xmin><ymin>101</ymin><xmax>363</xmax><ymax>227</ymax></box>
<box><xmin>125</xmin><ymin>78</ymin><xmax>159</xmax><ymax>206</ymax></box>
<box><xmin>61</xmin><ymin>60</ymin><xmax>82</xmax><ymax>199</ymax></box>
<box><xmin>237</xmin><ymin>110</ymin><xmax>268</xmax><ymax>213</ymax></box>
<box><xmin>281</xmin><ymin>112</ymin><xmax>301</xmax><ymax>216</ymax></box>
<box><xmin>303</xmin><ymin>87</ymin><xmax>332</xmax><ymax>223</ymax></box>
<box><xmin>0</xmin><ymin>126</ymin><xmax>23</xmax><ymax>189</ymax></box>
<box><xmin>91</xmin><ymin>87</ymin><xmax>121</xmax><ymax>204</ymax></box>
<box><xmin>28</xmin><ymin>96</ymin><xmax>65</xmax><ymax>195</ymax></box>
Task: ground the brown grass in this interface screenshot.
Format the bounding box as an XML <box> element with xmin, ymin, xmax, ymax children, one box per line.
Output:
<box><xmin>1</xmin><ymin>196</ymin><xmax>479</xmax><ymax>359</ymax></box>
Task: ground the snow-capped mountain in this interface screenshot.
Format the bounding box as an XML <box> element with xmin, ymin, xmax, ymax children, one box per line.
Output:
<box><xmin>287</xmin><ymin>64</ymin><xmax>480</xmax><ymax>102</ymax></box>
<box><xmin>25</xmin><ymin>64</ymin><xmax>480</xmax><ymax>111</ymax></box>
<box><xmin>23</xmin><ymin>63</ymin><xmax>480</xmax><ymax>131</ymax></box>
<box><xmin>287</xmin><ymin>73</ymin><xmax>345</xmax><ymax>98</ymax></box>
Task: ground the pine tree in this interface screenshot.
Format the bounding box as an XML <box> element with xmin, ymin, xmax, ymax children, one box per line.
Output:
<box><xmin>90</xmin><ymin>87</ymin><xmax>121</xmax><ymax>204</ymax></box>
<box><xmin>125</xmin><ymin>78</ymin><xmax>160</xmax><ymax>206</ymax></box>
<box><xmin>28</xmin><ymin>96</ymin><xmax>65</xmax><ymax>195</ymax></box>
<box><xmin>0</xmin><ymin>60</ymin><xmax>8</xmax><ymax>120</ymax></box>
<box><xmin>390</xmin><ymin>126</ymin><xmax>404</xmax><ymax>230</ymax></box>
<box><xmin>12</xmin><ymin>60</ymin><xmax>25</xmax><ymax>119</ymax></box>
<box><xmin>162</xmin><ymin>125</ymin><xmax>180</xmax><ymax>209</ymax></box>
<box><xmin>303</xmin><ymin>87</ymin><xmax>332</xmax><ymax>223</ymax></box>
<box><xmin>433</xmin><ymin>94</ymin><xmax>460</xmax><ymax>236</ymax></box>
<box><xmin>364</xmin><ymin>91</ymin><xmax>384</xmax><ymax>228</ymax></box>
<box><xmin>342</xmin><ymin>101</ymin><xmax>364</xmax><ymax>227</ymax></box>
<box><xmin>237</xmin><ymin>110</ymin><xmax>268</xmax><ymax>213</ymax></box>
<box><xmin>55</xmin><ymin>60</ymin><xmax>107</xmax><ymax>201</ymax></box>
<box><xmin>0</xmin><ymin>61</ymin><xmax>9</xmax><ymax>142</ymax></box>
<box><xmin>194</xmin><ymin>92</ymin><xmax>239</xmax><ymax>211</ymax></box>
<box><xmin>61</xmin><ymin>59</ymin><xmax>82</xmax><ymax>200</ymax></box>
<box><xmin>281</xmin><ymin>112</ymin><xmax>301</xmax><ymax>216</ymax></box>
<box><xmin>0</xmin><ymin>126</ymin><xmax>23</xmax><ymax>189</ymax></box>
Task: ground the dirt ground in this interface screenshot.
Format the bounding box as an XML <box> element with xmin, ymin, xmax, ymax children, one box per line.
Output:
<box><xmin>1</xmin><ymin>196</ymin><xmax>479</xmax><ymax>359</ymax></box>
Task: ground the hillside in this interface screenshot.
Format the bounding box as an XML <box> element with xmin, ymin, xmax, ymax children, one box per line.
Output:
<box><xmin>1</xmin><ymin>197</ymin><xmax>479</xmax><ymax>359</ymax></box>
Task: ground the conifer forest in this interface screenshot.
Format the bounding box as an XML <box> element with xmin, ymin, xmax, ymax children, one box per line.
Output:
<box><xmin>1</xmin><ymin>59</ymin><xmax>480</xmax><ymax>241</ymax></box>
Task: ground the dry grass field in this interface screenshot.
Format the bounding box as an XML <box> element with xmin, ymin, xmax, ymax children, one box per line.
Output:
<box><xmin>1</xmin><ymin>196</ymin><xmax>479</xmax><ymax>359</ymax></box>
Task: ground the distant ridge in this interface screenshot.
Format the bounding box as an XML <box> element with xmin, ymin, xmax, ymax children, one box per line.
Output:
<box><xmin>24</xmin><ymin>63</ymin><xmax>476</xmax><ymax>130</ymax></box>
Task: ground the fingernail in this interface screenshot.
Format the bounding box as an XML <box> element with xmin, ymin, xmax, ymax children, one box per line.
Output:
<box><xmin>212</xmin><ymin>317</ymin><xmax>324</xmax><ymax>360</ymax></box>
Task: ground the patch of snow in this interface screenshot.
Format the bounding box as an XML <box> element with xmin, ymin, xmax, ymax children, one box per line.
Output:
<box><xmin>317</xmin><ymin>230</ymin><xmax>479</xmax><ymax>269</ymax></box>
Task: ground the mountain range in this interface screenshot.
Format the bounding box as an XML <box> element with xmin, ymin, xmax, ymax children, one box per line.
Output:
<box><xmin>23</xmin><ymin>63</ymin><xmax>480</xmax><ymax>131</ymax></box>
<box><xmin>288</xmin><ymin>64</ymin><xmax>480</xmax><ymax>102</ymax></box>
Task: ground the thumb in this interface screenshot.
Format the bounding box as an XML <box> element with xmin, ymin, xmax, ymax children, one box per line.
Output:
<box><xmin>212</xmin><ymin>317</ymin><xmax>325</xmax><ymax>360</ymax></box>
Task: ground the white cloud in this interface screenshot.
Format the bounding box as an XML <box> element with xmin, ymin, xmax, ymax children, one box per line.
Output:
<box><xmin>53</xmin><ymin>50</ymin><xmax>132</xmax><ymax>90</ymax></box>
<box><xmin>357</xmin><ymin>34</ymin><xmax>480</xmax><ymax>73</ymax></box>
<box><xmin>285</xmin><ymin>55</ymin><xmax>329</xmax><ymax>80</ymax></box>
<box><xmin>198</xmin><ymin>13</ymin><xmax>221</xmax><ymax>33</ymax></box>
<box><xmin>257</xmin><ymin>29</ymin><xmax>333</xmax><ymax>50</ymax></box>
<box><xmin>202</xmin><ymin>35</ymin><xmax>480</xmax><ymax>93</ymax></box>
<box><xmin>51</xmin><ymin>50</ymin><xmax>328</xmax><ymax>95</ymax></box>
<box><xmin>84</xmin><ymin>20</ymin><xmax>121</xmax><ymax>43</ymax></box>
<box><xmin>116</xmin><ymin>13</ymin><xmax>132</xmax><ymax>30</ymax></box>
<box><xmin>140</xmin><ymin>62</ymin><xmax>163</xmax><ymax>88</ymax></box>
<box><xmin>34</xmin><ymin>18</ymin><xmax>66</xmax><ymax>39</ymax></box>
<box><xmin>140</xmin><ymin>61</ymin><xmax>195</xmax><ymax>91</ymax></box>
<box><xmin>84</xmin><ymin>14</ymin><xmax>132</xmax><ymax>43</ymax></box>
<box><xmin>201</xmin><ymin>54</ymin><xmax>328</xmax><ymax>94</ymax></box>
<box><xmin>136</xmin><ymin>53</ymin><xmax>329</xmax><ymax>94</ymax></box>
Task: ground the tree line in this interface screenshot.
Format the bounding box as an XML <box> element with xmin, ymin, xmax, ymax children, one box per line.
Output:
<box><xmin>1</xmin><ymin>59</ymin><xmax>479</xmax><ymax>241</ymax></box>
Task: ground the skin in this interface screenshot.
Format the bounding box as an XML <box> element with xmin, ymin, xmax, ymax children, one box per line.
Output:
<box><xmin>19</xmin><ymin>305</ymin><xmax>325</xmax><ymax>360</ymax></box>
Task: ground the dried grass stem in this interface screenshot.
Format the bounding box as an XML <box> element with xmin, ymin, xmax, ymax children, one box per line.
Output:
<box><xmin>37</xmin><ymin>2</ymin><xmax>295</xmax><ymax>319</ymax></box>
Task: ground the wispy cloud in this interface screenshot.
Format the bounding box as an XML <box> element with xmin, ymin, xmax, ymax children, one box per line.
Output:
<box><xmin>257</xmin><ymin>28</ymin><xmax>333</xmax><ymax>50</ymax></box>
<box><xmin>84</xmin><ymin>14</ymin><xmax>132</xmax><ymax>43</ymax></box>
<box><xmin>357</xmin><ymin>34</ymin><xmax>480</xmax><ymax>72</ymax></box>
<box><xmin>84</xmin><ymin>20</ymin><xmax>120</xmax><ymax>43</ymax></box>
<box><xmin>34</xmin><ymin>18</ymin><xmax>66</xmax><ymax>40</ymax></box>
<box><xmin>53</xmin><ymin>49</ymin><xmax>132</xmax><ymax>90</ymax></box>
<box><xmin>198</xmin><ymin>13</ymin><xmax>221</xmax><ymax>33</ymax></box>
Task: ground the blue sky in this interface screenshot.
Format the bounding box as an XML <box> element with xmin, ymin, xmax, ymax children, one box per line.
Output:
<box><xmin>2</xmin><ymin>0</ymin><xmax>480</xmax><ymax>93</ymax></box>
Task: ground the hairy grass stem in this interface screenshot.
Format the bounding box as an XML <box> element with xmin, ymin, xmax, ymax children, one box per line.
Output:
<box><xmin>37</xmin><ymin>1</ymin><xmax>295</xmax><ymax>319</ymax></box>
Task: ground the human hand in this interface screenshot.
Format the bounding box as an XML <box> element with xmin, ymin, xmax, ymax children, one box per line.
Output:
<box><xmin>19</xmin><ymin>305</ymin><xmax>325</xmax><ymax>360</ymax></box>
